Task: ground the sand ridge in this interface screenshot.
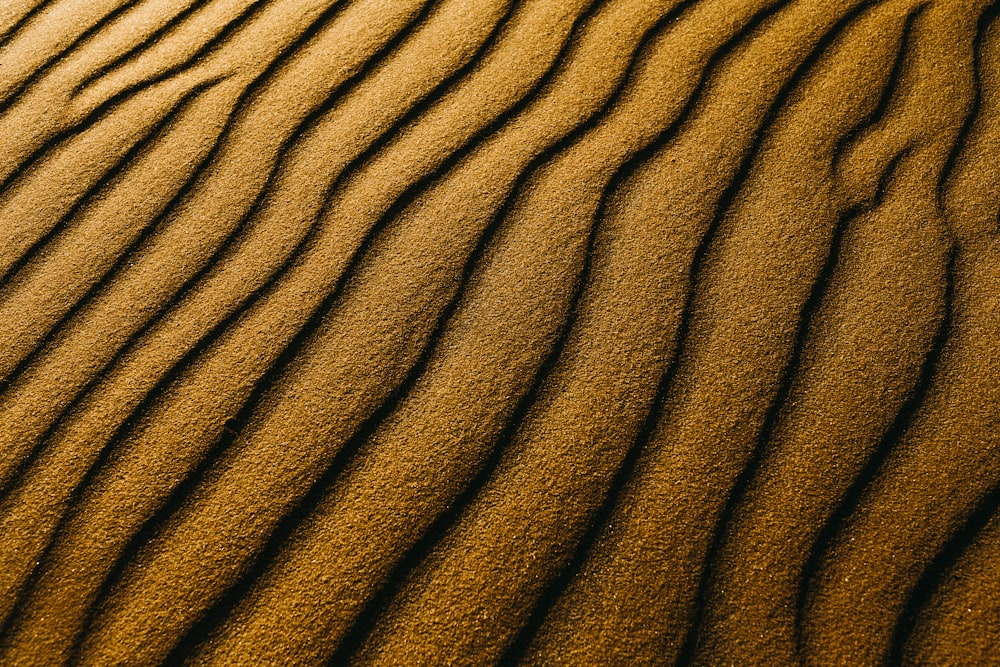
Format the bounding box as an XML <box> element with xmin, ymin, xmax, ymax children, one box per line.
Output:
<box><xmin>0</xmin><ymin>0</ymin><xmax>998</xmax><ymax>664</ymax></box>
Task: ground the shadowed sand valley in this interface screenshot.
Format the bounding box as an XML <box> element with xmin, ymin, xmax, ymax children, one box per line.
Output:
<box><xmin>0</xmin><ymin>0</ymin><xmax>999</xmax><ymax>664</ymax></box>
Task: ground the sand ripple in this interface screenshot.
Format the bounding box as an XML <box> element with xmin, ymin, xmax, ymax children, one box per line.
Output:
<box><xmin>0</xmin><ymin>0</ymin><xmax>998</xmax><ymax>664</ymax></box>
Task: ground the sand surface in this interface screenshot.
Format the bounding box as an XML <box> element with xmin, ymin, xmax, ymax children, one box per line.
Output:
<box><xmin>0</xmin><ymin>0</ymin><xmax>998</xmax><ymax>664</ymax></box>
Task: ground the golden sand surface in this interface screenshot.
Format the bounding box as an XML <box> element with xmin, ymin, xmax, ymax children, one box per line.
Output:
<box><xmin>0</xmin><ymin>0</ymin><xmax>998</xmax><ymax>664</ymax></box>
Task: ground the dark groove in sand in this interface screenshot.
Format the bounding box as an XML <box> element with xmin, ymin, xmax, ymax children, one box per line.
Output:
<box><xmin>0</xmin><ymin>75</ymin><xmax>226</xmax><ymax>328</ymax></box>
<box><xmin>890</xmin><ymin>475</ymin><xmax>1000</xmax><ymax>663</ymax></box>
<box><xmin>0</xmin><ymin>0</ymin><xmax>431</xmax><ymax>642</ymax></box>
<box><xmin>0</xmin><ymin>0</ymin><xmax>996</xmax><ymax>663</ymax></box>
<box><xmin>71</xmin><ymin>0</ymin><xmax>217</xmax><ymax>96</ymax></box>
<box><xmin>831</xmin><ymin>3</ymin><xmax>925</xmax><ymax>177</ymax></box>
<box><xmin>71</xmin><ymin>0</ymin><xmax>526</xmax><ymax>653</ymax></box>
<box><xmin>663</xmin><ymin>1</ymin><xmax>906</xmax><ymax>660</ymax></box>
<box><xmin>498</xmin><ymin>0</ymin><xmax>796</xmax><ymax>659</ymax></box>
<box><xmin>163</xmin><ymin>1</ymin><xmax>702</xmax><ymax>660</ymax></box>
<box><xmin>682</xmin><ymin>145</ymin><xmax>908</xmax><ymax>666</ymax></box>
<box><xmin>0</xmin><ymin>0</ymin><xmax>358</xmax><ymax>435</ymax></box>
<box><xmin>938</xmin><ymin>1</ymin><xmax>1000</xmax><ymax>213</ymax></box>
<box><xmin>0</xmin><ymin>0</ymin><xmax>339</xmax><ymax>202</ymax></box>
<box><xmin>796</xmin><ymin>244</ymin><xmax>956</xmax><ymax>658</ymax></box>
<box><xmin>0</xmin><ymin>0</ymin><xmax>144</xmax><ymax>112</ymax></box>
<box><xmin>0</xmin><ymin>0</ymin><xmax>50</xmax><ymax>49</ymax></box>
<box><xmin>0</xmin><ymin>74</ymin><xmax>228</xmax><ymax>492</ymax></box>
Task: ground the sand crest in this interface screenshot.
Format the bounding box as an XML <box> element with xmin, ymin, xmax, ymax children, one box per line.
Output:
<box><xmin>0</xmin><ymin>0</ymin><xmax>998</xmax><ymax>664</ymax></box>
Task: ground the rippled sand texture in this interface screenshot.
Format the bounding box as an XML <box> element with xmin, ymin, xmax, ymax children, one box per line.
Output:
<box><xmin>0</xmin><ymin>0</ymin><xmax>998</xmax><ymax>664</ymax></box>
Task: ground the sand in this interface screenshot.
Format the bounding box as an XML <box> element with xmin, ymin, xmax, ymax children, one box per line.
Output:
<box><xmin>0</xmin><ymin>0</ymin><xmax>998</xmax><ymax>664</ymax></box>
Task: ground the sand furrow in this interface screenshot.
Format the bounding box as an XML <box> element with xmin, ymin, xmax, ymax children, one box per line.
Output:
<box><xmin>47</xmin><ymin>0</ymin><xmax>712</xmax><ymax>664</ymax></box>
<box><xmin>889</xmin><ymin>19</ymin><xmax>1000</xmax><ymax>662</ymax></box>
<box><xmin>0</xmin><ymin>1</ymin><xmax>587</xmax><ymax>629</ymax></box>
<box><xmin>156</xmin><ymin>2</ymin><xmax>797</xmax><ymax>663</ymax></box>
<box><xmin>0</xmin><ymin>2</ymin><xmax>47</xmax><ymax>46</ymax></box>
<box><xmin>0</xmin><ymin>74</ymin><xmax>230</xmax><ymax>474</ymax></box>
<box><xmin>0</xmin><ymin>0</ymin><xmax>996</xmax><ymax>664</ymax></box>
<box><xmin>0</xmin><ymin>0</ymin><xmax>341</xmax><ymax>197</ymax></box>
<box><xmin>0</xmin><ymin>0</ymin><xmax>602</xmax><ymax>653</ymax></box>
<box><xmin>70</xmin><ymin>0</ymin><xmax>267</xmax><ymax>103</ymax></box>
<box><xmin>0</xmin><ymin>0</ymin><xmax>141</xmax><ymax>104</ymax></box>
<box><xmin>0</xmin><ymin>0</ymin><xmax>485</xmax><ymax>492</ymax></box>
<box><xmin>0</xmin><ymin>0</ymin><xmax>403</xmax><ymax>483</ymax></box>
<box><xmin>681</xmin><ymin>5</ymin><xmax>946</xmax><ymax>664</ymax></box>
<box><xmin>803</xmin><ymin>241</ymin><xmax>1000</xmax><ymax>666</ymax></box>
<box><xmin>0</xmin><ymin>73</ymin><xmax>227</xmax><ymax>286</ymax></box>
<box><xmin>499</xmin><ymin>2</ymin><xmax>903</xmax><ymax>664</ymax></box>
<box><xmin>0</xmin><ymin>0</ymin><xmax>212</xmax><ymax>117</ymax></box>
<box><xmin>901</xmin><ymin>487</ymin><xmax>1000</xmax><ymax>664</ymax></box>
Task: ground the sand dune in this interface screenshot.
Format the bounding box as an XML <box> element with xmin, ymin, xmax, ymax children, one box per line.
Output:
<box><xmin>0</xmin><ymin>0</ymin><xmax>998</xmax><ymax>664</ymax></box>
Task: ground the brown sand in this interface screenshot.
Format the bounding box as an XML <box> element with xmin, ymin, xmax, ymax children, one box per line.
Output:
<box><xmin>0</xmin><ymin>0</ymin><xmax>998</xmax><ymax>665</ymax></box>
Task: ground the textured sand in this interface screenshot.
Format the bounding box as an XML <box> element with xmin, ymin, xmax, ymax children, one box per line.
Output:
<box><xmin>0</xmin><ymin>0</ymin><xmax>999</xmax><ymax>665</ymax></box>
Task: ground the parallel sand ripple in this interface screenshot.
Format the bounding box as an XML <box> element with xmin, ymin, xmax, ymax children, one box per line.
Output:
<box><xmin>0</xmin><ymin>0</ymin><xmax>998</xmax><ymax>664</ymax></box>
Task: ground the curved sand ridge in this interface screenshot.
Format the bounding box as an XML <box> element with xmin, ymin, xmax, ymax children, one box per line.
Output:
<box><xmin>0</xmin><ymin>0</ymin><xmax>998</xmax><ymax>664</ymax></box>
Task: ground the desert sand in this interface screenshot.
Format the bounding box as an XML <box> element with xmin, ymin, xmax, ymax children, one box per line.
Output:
<box><xmin>0</xmin><ymin>0</ymin><xmax>998</xmax><ymax>664</ymax></box>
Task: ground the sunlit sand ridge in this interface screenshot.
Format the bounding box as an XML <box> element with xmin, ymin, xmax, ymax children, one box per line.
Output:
<box><xmin>0</xmin><ymin>0</ymin><xmax>998</xmax><ymax>664</ymax></box>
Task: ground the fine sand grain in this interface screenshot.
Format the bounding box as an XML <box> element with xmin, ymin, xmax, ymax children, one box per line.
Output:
<box><xmin>1</xmin><ymin>0</ymin><xmax>998</xmax><ymax>665</ymax></box>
